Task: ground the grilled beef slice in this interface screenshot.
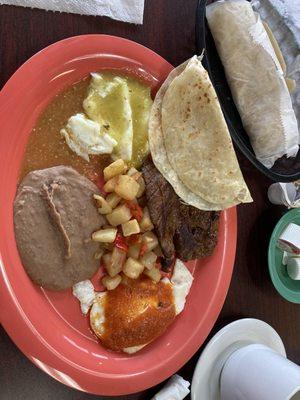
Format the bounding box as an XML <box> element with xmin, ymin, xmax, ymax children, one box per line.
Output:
<box><xmin>142</xmin><ymin>158</ymin><xmax>219</xmax><ymax>262</ymax></box>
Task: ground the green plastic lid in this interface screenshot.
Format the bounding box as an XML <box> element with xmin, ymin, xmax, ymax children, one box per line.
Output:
<box><xmin>268</xmin><ymin>208</ymin><xmax>300</xmax><ymax>304</ymax></box>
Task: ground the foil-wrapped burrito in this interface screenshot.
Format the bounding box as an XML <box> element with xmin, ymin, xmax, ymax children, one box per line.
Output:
<box><xmin>206</xmin><ymin>0</ymin><xmax>299</xmax><ymax>168</ymax></box>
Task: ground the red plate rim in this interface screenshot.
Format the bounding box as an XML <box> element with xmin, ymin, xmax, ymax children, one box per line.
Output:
<box><xmin>0</xmin><ymin>34</ymin><xmax>237</xmax><ymax>396</ymax></box>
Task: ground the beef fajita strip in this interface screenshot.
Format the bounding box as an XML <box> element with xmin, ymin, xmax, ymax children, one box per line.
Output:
<box><xmin>142</xmin><ymin>158</ymin><xmax>220</xmax><ymax>264</ymax></box>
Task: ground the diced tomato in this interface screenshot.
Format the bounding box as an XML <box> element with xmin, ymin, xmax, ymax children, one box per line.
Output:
<box><xmin>125</xmin><ymin>234</ymin><xmax>141</xmax><ymax>246</ymax></box>
<box><xmin>125</xmin><ymin>201</ymin><xmax>143</xmax><ymax>222</ymax></box>
<box><xmin>114</xmin><ymin>233</ymin><xmax>128</xmax><ymax>252</ymax></box>
<box><xmin>139</xmin><ymin>243</ymin><xmax>148</xmax><ymax>257</ymax></box>
<box><xmin>95</xmin><ymin>173</ymin><xmax>105</xmax><ymax>192</ymax></box>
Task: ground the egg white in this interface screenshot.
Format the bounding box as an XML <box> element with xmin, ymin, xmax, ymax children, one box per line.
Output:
<box><xmin>72</xmin><ymin>279</ymin><xmax>96</xmax><ymax>315</ymax></box>
<box><xmin>170</xmin><ymin>259</ymin><xmax>194</xmax><ymax>315</ymax></box>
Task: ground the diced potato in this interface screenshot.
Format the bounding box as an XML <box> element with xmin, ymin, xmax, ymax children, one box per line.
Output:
<box><xmin>103</xmin><ymin>176</ymin><xmax>118</xmax><ymax>193</ymax></box>
<box><xmin>132</xmin><ymin>234</ymin><xmax>142</xmax><ymax>244</ymax></box>
<box><xmin>102</xmin><ymin>274</ymin><xmax>122</xmax><ymax>290</ymax></box>
<box><xmin>144</xmin><ymin>267</ymin><xmax>161</xmax><ymax>283</ymax></box>
<box><xmin>128</xmin><ymin>170</ymin><xmax>144</xmax><ymax>198</ymax></box>
<box><xmin>106</xmin><ymin>204</ymin><xmax>131</xmax><ymax>226</ymax></box>
<box><xmin>139</xmin><ymin>207</ymin><xmax>154</xmax><ymax>232</ymax></box>
<box><xmin>128</xmin><ymin>243</ymin><xmax>141</xmax><ymax>259</ymax></box>
<box><xmin>106</xmin><ymin>192</ymin><xmax>121</xmax><ymax>209</ymax></box>
<box><xmin>140</xmin><ymin>251</ymin><xmax>157</xmax><ymax>270</ymax></box>
<box><xmin>142</xmin><ymin>231</ymin><xmax>159</xmax><ymax>252</ymax></box>
<box><xmin>93</xmin><ymin>194</ymin><xmax>112</xmax><ymax>214</ymax></box>
<box><xmin>127</xmin><ymin>167</ymin><xmax>140</xmax><ymax>178</ymax></box>
<box><xmin>92</xmin><ymin>228</ymin><xmax>117</xmax><ymax>243</ymax></box>
<box><xmin>94</xmin><ymin>247</ymin><xmax>104</xmax><ymax>260</ymax></box>
<box><xmin>102</xmin><ymin>252</ymin><xmax>112</xmax><ymax>268</ymax></box>
<box><xmin>122</xmin><ymin>219</ymin><xmax>141</xmax><ymax>237</ymax></box>
<box><xmin>104</xmin><ymin>159</ymin><xmax>127</xmax><ymax>181</ymax></box>
<box><xmin>123</xmin><ymin>257</ymin><xmax>144</xmax><ymax>279</ymax></box>
<box><xmin>127</xmin><ymin>167</ymin><xmax>145</xmax><ymax>197</ymax></box>
<box><xmin>129</xmin><ymin>197</ymin><xmax>138</xmax><ymax>204</ymax></box>
<box><xmin>136</xmin><ymin>176</ymin><xmax>145</xmax><ymax>198</ymax></box>
<box><xmin>114</xmin><ymin>175</ymin><xmax>140</xmax><ymax>201</ymax></box>
<box><xmin>106</xmin><ymin>247</ymin><xmax>126</xmax><ymax>277</ymax></box>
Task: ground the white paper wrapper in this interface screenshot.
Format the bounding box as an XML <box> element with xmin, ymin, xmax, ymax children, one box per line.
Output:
<box><xmin>151</xmin><ymin>375</ymin><xmax>190</xmax><ymax>400</ymax></box>
<box><xmin>282</xmin><ymin>251</ymin><xmax>292</xmax><ymax>265</ymax></box>
<box><xmin>277</xmin><ymin>223</ymin><xmax>300</xmax><ymax>254</ymax></box>
<box><xmin>251</xmin><ymin>0</ymin><xmax>300</xmax><ymax>128</ymax></box>
<box><xmin>287</xmin><ymin>257</ymin><xmax>300</xmax><ymax>280</ymax></box>
<box><xmin>282</xmin><ymin>250</ymin><xmax>300</xmax><ymax>265</ymax></box>
<box><xmin>268</xmin><ymin>182</ymin><xmax>300</xmax><ymax>208</ymax></box>
<box><xmin>206</xmin><ymin>0</ymin><xmax>299</xmax><ymax>168</ymax></box>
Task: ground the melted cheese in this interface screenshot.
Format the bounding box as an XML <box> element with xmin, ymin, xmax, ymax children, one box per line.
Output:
<box><xmin>90</xmin><ymin>276</ymin><xmax>176</xmax><ymax>352</ymax></box>
<box><xmin>83</xmin><ymin>74</ymin><xmax>133</xmax><ymax>161</ymax></box>
<box><xmin>61</xmin><ymin>113</ymin><xmax>117</xmax><ymax>161</ymax></box>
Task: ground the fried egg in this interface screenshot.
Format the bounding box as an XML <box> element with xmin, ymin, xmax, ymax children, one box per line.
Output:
<box><xmin>90</xmin><ymin>259</ymin><xmax>193</xmax><ymax>353</ymax></box>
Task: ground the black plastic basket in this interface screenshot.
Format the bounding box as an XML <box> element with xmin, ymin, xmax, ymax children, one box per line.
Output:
<box><xmin>195</xmin><ymin>0</ymin><xmax>300</xmax><ymax>182</ymax></box>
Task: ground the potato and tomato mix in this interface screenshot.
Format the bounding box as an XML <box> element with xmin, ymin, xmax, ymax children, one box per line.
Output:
<box><xmin>92</xmin><ymin>159</ymin><xmax>162</xmax><ymax>290</ymax></box>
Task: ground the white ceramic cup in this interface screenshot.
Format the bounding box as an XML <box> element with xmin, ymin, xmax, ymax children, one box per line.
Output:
<box><xmin>220</xmin><ymin>344</ymin><xmax>300</xmax><ymax>400</ymax></box>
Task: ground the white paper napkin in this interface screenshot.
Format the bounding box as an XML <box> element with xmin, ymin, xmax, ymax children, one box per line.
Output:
<box><xmin>0</xmin><ymin>0</ymin><xmax>145</xmax><ymax>24</ymax></box>
<box><xmin>151</xmin><ymin>375</ymin><xmax>190</xmax><ymax>400</ymax></box>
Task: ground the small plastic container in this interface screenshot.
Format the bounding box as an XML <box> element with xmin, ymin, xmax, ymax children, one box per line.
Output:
<box><xmin>195</xmin><ymin>0</ymin><xmax>300</xmax><ymax>182</ymax></box>
<box><xmin>268</xmin><ymin>209</ymin><xmax>300</xmax><ymax>303</ymax></box>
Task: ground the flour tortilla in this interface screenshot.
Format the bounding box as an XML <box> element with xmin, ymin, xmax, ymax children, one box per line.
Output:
<box><xmin>149</xmin><ymin>56</ymin><xmax>252</xmax><ymax>210</ymax></box>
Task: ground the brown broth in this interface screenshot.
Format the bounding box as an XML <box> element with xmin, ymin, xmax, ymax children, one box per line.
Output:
<box><xmin>20</xmin><ymin>77</ymin><xmax>110</xmax><ymax>184</ymax></box>
<box><xmin>20</xmin><ymin>71</ymin><xmax>152</xmax><ymax>184</ymax></box>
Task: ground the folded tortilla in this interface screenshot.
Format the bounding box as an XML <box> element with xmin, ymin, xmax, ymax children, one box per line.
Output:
<box><xmin>206</xmin><ymin>0</ymin><xmax>299</xmax><ymax>168</ymax></box>
<box><xmin>149</xmin><ymin>56</ymin><xmax>252</xmax><ymax>211</ymax></box>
